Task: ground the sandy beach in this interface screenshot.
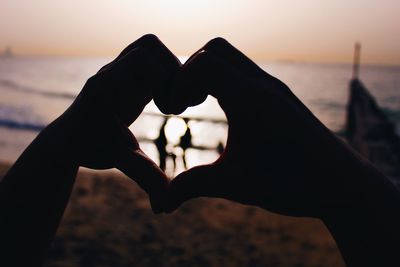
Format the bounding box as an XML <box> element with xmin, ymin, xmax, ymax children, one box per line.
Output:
<box><xmin>0</xmin><ymin>162</ymin><xmax>345</xmax><ymax>267</ymax></box>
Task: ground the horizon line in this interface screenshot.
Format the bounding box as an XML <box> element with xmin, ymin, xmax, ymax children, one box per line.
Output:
<box><xmin>2</xmin><ymin>54</ymin><xmax>400</xmax><ymax>67</ymax></box>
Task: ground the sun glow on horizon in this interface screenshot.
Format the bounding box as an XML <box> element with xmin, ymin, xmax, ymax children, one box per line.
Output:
<box><xmin>1</xmin><ymin>0</ymin><xmax>399</xmax><ymax>65</ymax></box>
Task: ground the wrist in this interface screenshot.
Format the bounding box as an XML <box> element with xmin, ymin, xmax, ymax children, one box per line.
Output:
<box><xmin>38</xmin><ymin>111</ymin><xmax>84</xmax><ymax>166</ymax></box>
<box><xmin>321</xmin><ymin>164</ymin><xmax>400</xmax><ymax>267</ymax></box>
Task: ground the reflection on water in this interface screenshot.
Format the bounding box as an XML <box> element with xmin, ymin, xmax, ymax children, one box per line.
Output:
<box><xmin>136</xmin><ymin>112</ymin><xmax>227</xmax><ymax>176</ymax></box>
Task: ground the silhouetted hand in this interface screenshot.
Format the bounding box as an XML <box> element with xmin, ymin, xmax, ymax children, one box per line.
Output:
<box><xmin>0</xmin><ymin>35</ymin><xmax>183</xmax><ymax>265</ymax></box>
<box><xmin>57</xmin><ymin>34</ymin><xmax>180</xmax><ymax>212</ymax></box>
<box><xmin>163</xmin><ymin>38</ymin><xmax>374</xmax><ymax>218</ymax></box>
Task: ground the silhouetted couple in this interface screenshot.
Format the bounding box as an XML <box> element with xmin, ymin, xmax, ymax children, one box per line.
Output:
<box><xmin>1</xmin><ymin>34</ymin><xmax>400</xmax><ymax>267</ymax></box>
<box><xmin>155</xmin><ymin>117</ymin><xmax>192</xmax><ymax>173</ymax></box>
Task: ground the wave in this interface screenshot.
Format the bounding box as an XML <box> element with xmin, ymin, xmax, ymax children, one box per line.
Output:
<box><xmin>310</xmin><ymin>99</ymin><xmax>346</xmax><ymax>110</ymax></box>
<box><xmin>0</xmin><ymin>79</ymin><xmax>76</xmax><ymax>99</ymax></box>
<box><xmin>382</xmin><ymin>108</ymin><xmax>400</xmax><ymax>122</ymax></box>
<box><xmin>0</xmin><ymin>118</ymin><xmax>45</xmax><ymax>132</ymax></box>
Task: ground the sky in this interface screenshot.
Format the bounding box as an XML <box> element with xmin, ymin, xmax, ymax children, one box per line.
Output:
<box><xmin>0</xmin><ymin>0</ymin><xmax>399</xmax><ymax>65</ymax></box>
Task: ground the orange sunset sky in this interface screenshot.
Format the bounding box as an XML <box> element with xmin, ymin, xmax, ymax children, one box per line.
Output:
<box><xmin>1</xmin><ymin>0</ymin><xmax>399</xmax><ymax>65</ymax></box>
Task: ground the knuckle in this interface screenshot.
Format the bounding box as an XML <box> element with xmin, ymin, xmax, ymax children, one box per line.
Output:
<box><xmin>205</xmin><ymin>37</ymin><xmax>230</xmax><ymax>50</ymax></box>
<box><xmin>85</xmin><ymin>74</ymin><xmax>103</xmax><ymax>88</ymax></box>
<box><xmin>139</xmin><ymin>35</ymin><xmax>180</xmax><ymax>73</ymax></box>
<box><xmin>80</xmin><ymin>75</ymin><xmax>102</xmax><ymax>101</ymax></box>
<box><xmin>186</xmin><ymin>50</ymin><xmax>210</xmax><ymax>69</ymax></box>
<box><xmin>81</xmin><ymin>73</ymin><xmax>110</xmax><ymax>100</ymax></box>
<box><xmin>140</xmin><ymin>33</ymin><xmax>159</xmax><ymax>41</ymax></box>
<box><xmin>139</xmin><ymin>33</ymin><xmax>162</xmax><ymax>48</ymax></box>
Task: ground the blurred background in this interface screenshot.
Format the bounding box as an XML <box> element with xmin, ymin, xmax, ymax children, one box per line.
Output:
<box><xmin>0</xmin><ymin>1</ymin><xmax>399</xmax><ymax>266</ymax></box>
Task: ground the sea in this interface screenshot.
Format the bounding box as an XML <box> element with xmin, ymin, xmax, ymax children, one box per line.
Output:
<box><xmin>1</xmin><ymin>56</ymin><xmax>399</xmax><ymax>176</ymax></box>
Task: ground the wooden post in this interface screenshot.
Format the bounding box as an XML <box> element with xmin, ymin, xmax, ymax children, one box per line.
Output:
<box><xmin>352</xmin><ymin>42</ymin><xmax>361</xmax><ymax>79</ymax></box>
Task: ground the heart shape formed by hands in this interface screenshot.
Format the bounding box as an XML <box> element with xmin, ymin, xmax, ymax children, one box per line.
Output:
<box><xmin>76</xmin><ymin>34</ymin><xmax>360</xmax><ymax>219</ymax></box>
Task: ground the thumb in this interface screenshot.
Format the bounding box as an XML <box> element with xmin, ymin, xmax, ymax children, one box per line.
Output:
<box><xmin>116</xmin><ymin>148</ymin><xmax>169</xmax><ymax>214</ymax></box>
<box><xmin>165</xmin><ymin>164</ymin><xmax>220</xmax><ymax>213</ymax></box>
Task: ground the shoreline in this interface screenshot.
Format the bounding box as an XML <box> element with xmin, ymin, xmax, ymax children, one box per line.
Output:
<box><xmin>0</xmin><ymin>161</ymin><xmax>345</xmax><ymax>267</ymax></box>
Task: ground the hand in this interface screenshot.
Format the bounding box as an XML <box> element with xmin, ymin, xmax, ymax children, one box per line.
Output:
<box><xmin>56</xmin><ymin>34</ymin><xmax>181</xmax><ymax>212</ymax></box>
<box><xmin>163</xmin><ymin>38</ymin><xmax>371</xmax><ymax>218</ymax></box>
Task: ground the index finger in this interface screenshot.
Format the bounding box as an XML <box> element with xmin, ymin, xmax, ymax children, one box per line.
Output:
<box><xmin>98</xmin><ymin>34</ymin><xmax>180</xmax><ymax>75</ymax></box>
<box><xmin>168</xmin><ymin>50</ymin><xmax>251</xmax><ymax>115</ymax></box>
<box><xmin>191</xmin><ymin>37</ymin><xmax>268</xmax><ymax>79</ymax></box>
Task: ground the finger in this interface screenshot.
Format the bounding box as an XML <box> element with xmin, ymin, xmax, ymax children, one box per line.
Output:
<box><xmin>97</xmin><ymin>34</ymin><xmax>155</xmax><ymax>73</ymax></box>
<box><xmin>196</xmin><ymin>37</ymin><xmax>268</xmax><ymax>79</ymax></box>
<box><xmin>92</xmin><ymin>46</ymin><xmax>175</xmax><ymax>125</ymax></box>
<box><xmin>104</xmin><ymin>34</ymin><xmax>182</xmax><ymax>115</ymax></box>
<box><xmin>98</xmin><ymin>34</ymin><xmax>180</xmax><ymax>75</ymax></box>
<box><xmin>202</xmin><ymin>39</ymin><xmax>322</xmax><ymax>123</ymax></box>
<box><xmin>204</xmin><ymin>38</ymin><xmax>306</xmax><ymax>104</ymax></box>
<box><xmin>104</xmin><ymin>37</ymin><xmax>178</xmax><ymax>90</ymax></box>
<box><xmin>96</xmin><ymin>34</ymin><xmax>181</xmax><ymax>118</ymax></box>
<box><xmin>126</xmin><ymin>36</ymin><xmax>182</xmax><ymax>114</ymax></box>
<box><xmin>116</xmin><ymin>148</ymin><xmax>170</xmax><ymax>214</ymax></box>
<box><xmin>165</xmin><ymin>164</ymin><xmax>221</xmax><ymax>213</ymax></box>
<box><xmin>166</xmin><ymin>37</ymin><xmax>291</xmax><ymax>115</ymax></box>
<box><xmin>169</xmin><ymin>50</ymin><xmax>249</xmax><ymax>115</ymax></box>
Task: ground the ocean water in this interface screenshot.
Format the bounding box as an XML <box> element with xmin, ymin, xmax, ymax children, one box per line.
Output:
<box><xmin>0</xmin><ymin>56</ymin><xmax>399</xmax><ymax>175</ymax></box>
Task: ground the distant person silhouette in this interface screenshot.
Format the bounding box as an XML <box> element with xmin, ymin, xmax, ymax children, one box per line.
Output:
<box><xmin>155</xmin><ymin>118</ymin><xmax>168</xmax><ymax>171</ymax></box>
<box><xmin>179</xmin><ymin>118</ymin><xmax>192</xmax><ymax>169</ymax></box>
<box><xmin>155</xmin><ymin>118</ymin><xmax>177</xmax><ymax>174</ymax></box>
<box><xmin>216</xmin><ymin>141</ymin><xmax>224</xmax><ymax>155</ymax></box>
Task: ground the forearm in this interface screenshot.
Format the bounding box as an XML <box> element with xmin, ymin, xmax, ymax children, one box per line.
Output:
<box><xmin>0</xmin><ymin>115</ymin><xmax>79</xmax><ymax>265</ymax></box>
<box><xmin>322</xmin><ymin>165</ymin><xmax>400</xmax><ymax>267</ymax></box>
